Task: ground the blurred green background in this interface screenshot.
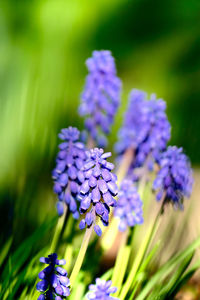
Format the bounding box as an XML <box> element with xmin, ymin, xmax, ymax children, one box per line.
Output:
<box><xmin>0</xmin><ymin>0</ymin><xmax>200</xmax><ymax>249</ymax></box>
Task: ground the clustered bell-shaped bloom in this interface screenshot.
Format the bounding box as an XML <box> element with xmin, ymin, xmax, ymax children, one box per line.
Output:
<box><xmin>153</xmin><ymin>146</ymin><xmax>193</xmax><ymax>208</ymax></box>
<box><xmin>52</xmin><ymin>127</ymin><xmax>87</xmax><ymax>218</ymax></box>
<box><xmin>36</xmin><ymin>253</ymin><xmax>70</xmax><ymax>300</ymax></box>
<box><xmin>79</xmin><ymin>50</ymin><xmax>122</xmax><ymax>147</ymax></box>
<box><xmin>79</xmin><ymin>148</ymin><xmax>118</xmax><ymax>236</ymax></box>
<box><xmin>115</xmin><ymin>89</ymin><xmax>171</xmax><ymax>170</ymax></box>
<box><xmin>114</xmin><ymin>179</ymin><xmax>143</xmax><ymax>231</ymax></box>
<box><xmin>86</xmin><ymin>278</ymin><xmax>119</xmax><ymax>300</ymax></box>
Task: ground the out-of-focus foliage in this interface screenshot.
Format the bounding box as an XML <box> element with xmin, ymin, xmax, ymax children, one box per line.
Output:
<box><xmin>0</xmin><ymin>0</ymin><xmax>200</xmax><ymax>285</ymax></box>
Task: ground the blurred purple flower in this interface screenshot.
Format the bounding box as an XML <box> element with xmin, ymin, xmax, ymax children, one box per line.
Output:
<box><xmin>86</xmin><ymin>278</ymin><xmax>119</xmax><ymax>300</ymax></box>
<box><xmin>79</xmin><ymin>50</ymin><xmax>122</xmax><ymax>147</ymax></box>
<box><xmin>114</xmin><ymin>179</ymin><xmax>143</xmax><ymax>231</ymax></box>
<box><xmin>153</xmin><ymin>146</ymin><xmax>193</xmax><ymax>208</ymax></box>
<box><xmin>52</xmin><ymin>126</ymin><xmax>87</xmax><ymax>219</ymax></box>
<box><xmin>36</xmin><ymin>253</ymin><xmax>70</xmax><ymax>299</ymax></box>
<box><xmin>79</xmin><ymin>148</ymin><xmax>118</xmax><ymax>236</ymax></box>
<box><xmin>115</xmin><ymin>89</ymin><xmax>171</xmax><ymax>171</ymax></box>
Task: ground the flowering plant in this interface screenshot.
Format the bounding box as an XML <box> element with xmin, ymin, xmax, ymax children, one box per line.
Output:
<box><xmin>1</xmin><ymin>50</ymin><xmax>199</xmax><ymax>300</ymax></box>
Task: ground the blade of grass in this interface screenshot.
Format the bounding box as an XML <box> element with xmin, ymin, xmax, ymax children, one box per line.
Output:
<box><xmin>0</xmin><ymin>237</ymin><xmax>13</xmax><ymax>267</ymax></box>
<box><xmin>135</xmin><ymin>236</ymin><xmax>200</xmax><ymax>300</ymax></box>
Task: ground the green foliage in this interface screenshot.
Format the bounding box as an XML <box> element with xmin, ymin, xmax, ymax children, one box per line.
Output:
<box><xmin>0</xmin><ymin>1</ymin><xmax>200</xmax><ymax>299</ymax></box>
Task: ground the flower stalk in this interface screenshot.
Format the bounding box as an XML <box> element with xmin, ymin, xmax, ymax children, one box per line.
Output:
<box><xmin>69</xmin><ymin>225</ymin><xmax>94</xmax><ymax>287</ymax></box>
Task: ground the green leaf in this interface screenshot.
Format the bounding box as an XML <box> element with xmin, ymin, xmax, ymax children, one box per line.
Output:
<box><xmin>1</xmin><ymin>218</ymin><xmax>56</xmax><ymax>297</ymax></box>
<box><xmin>0</xmin><ymin>237</ymin><xmax>13</xmax><ymax>267</ymax></box>
<box><xmin>147</xmin><ymin>250</ymin><xmax>194</xmax><ymax>300</ymax></box>
<box><xmin>167</xmin><ymin>257</ymin><xmax>200</xmax><ymax>299</ymax></box>
<box><xmin>129</xmin><ymin>241</ymin><xmax>161</xmax><ymax>299</ymax></box>
<box><xmin>135</xmin><ymin>236</ymin><xmax>200</xmax><ymax>300</ymax></box>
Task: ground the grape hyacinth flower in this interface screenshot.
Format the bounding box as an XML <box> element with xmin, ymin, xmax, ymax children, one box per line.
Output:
<box><xmin>153</xmin><ymin>146</ymin><xmax>193</xmax><ymax>208</ymax></box>
<box><xmin>36</xmin><ymin>253</ymin><xmax>70</xmax><ymax>299</ymax></box>
<box><xmin>115</xmin><ymin>89</ymin><xmax>171</xmax><ymax>171</ymax></box>
<box><xmin>52</xmin><ymin>127</ymin><xmax>87</xmax><ymax>219</ymax></box>
<box><xmin>86</xmin><ymin>278</ymin><xmax>119</xmax><ymax>300</ymax></box>
<box><xmin>79</xmin><ymin>148</ymin><xmax>118</xmax><ymax>236</ymax></box>
<box><xmin>114</xmin><ymin>179</ymin><xmax>143</xmax><ymax>231</ymax></box>
<box><xmin>79</xmin><ymin>50</ymin><xmax>122</xmax><ymax>147</ymax></box>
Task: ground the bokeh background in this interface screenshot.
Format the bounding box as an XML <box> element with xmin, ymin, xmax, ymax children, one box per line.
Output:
<box><xmin>0</xmin><ymin>0</ymin><xmax>200</xmax><ymax>266</ymax></box>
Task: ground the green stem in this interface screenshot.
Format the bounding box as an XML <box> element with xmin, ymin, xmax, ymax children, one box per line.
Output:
<box><xmin>87</xmin><ymin>136</ymin><xmax>95</xmax><ymax>149</ymax></box>
<box><xmin>50</xmin><ymin>207</ymin><xmax>68</xmax><ymax>253</ymax></box>
<box><xmin>112</xmin><ymin>230</ymin><xmax>129</xmax><ymax>287</ymax></box>
<box><xmin>119</xmin><ymin>205</ymin><xmax>162</xmax><ymax>300</ymax></box>
<box><xmin>117</xmin><ymin>148</ymin><xmax>134</xmax><ymax>185</ymax></box>
<box><xmin>69</xmin><ymin>226</ymin><xmax>93</xmax><ymax>287</ymax></box>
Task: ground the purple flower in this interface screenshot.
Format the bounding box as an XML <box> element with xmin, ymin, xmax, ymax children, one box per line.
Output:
<box><xmin>115</xmin><ymin>89</ymin><xmax>171</xmax><ymax>171</ymax></box>
<box><xmin>86</xmin><ymin>278</ymin><xmax>119</xmax><ymax>300</ymax></box>
<box><xmin>36</xmin><ymin>253</ymin><xmax>70</xmax><ymax>299</ymax></box>
<box><xmin>79</xmin><ymin>148</ymin><xmax>118</xmax><ymax>236</ymax></box>
<box><xmin>153</xmin><ymin>146</ymin><xmax>193</xmax><ymax>208</ymax></box>
<box><xmin>79</xmin><ymin>50</ymin><xmax>122</xmax><ymax>147</ymax></box>
<box><xmin>52</xmin><ymin>127</ymin><xmax>87</xmax><ymax>219</ymax></box>
<box><xmin>114</xmin><ymin>179</ymin><xmax>143</xmax><ymax>231</ymax></box>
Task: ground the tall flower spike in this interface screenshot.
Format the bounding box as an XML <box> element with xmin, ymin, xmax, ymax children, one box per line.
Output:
<box><xmin>36</xmin><ymin>253</ymin><xmax>70</xmax><ymax>299</ymax></box>
<box><xmin>153</xmin><ymin>146</ymin><xmax>193</xmax><ymax>209</ymax></box>
<box><xmin>52</xmin><ymin>126</ymin><xmax>87</xmax><ymax>219</ymax></box>
<box><xmin>79</xmin><ymin>50</ymin><xmax>122</xmax><ymax>147</ymax></box>
<box><xmin>79</xmin><ymin>148</ymin><xmax>118</xmax><ymax>236</ymax></box>
<box><xmin>86</xmin><ymin>278</ymin><xmax>119</xmax><ymax>300</ymax></box>
<box><xmin>114</xmin><ymin>179</ymin><xmax>143</xmax><ymax>231</ymax></box>
<box><xmin>115</xmin><ymin>89</ymin><xmax>171</xmax><ymax>171</ymax></box>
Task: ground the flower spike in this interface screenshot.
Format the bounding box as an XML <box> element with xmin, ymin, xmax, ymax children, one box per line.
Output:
<box><xmin>86</xmin><ymin>278</ymin><xmax>119</xmax><ymax>300</ymax></box>
<box><xmin>79</xmin><ymin>50</ymin><xmax>122</xmax><ymax>147</ymax></box>
<box><xmin>114</xmin><ymin>179</ymin><xmax>143</xmax><ymax>231</ymax></box>
<box><xmin>79</xmin><ymin>148</ymin><xmax>118</xmax><ymax>236</ymax></box>
<box><xmin>52</xmin><ymin>126</ymin><xmax>87</xmax><ymax>219</ymax></box>
<box><xmin>115</xmin><ymin>89</ymin><xmax>171</xmax><ymax>172</ymax></box>
<box><xmin>153</xmin><ymin>146</ymin><xmax>193</xmax><ymax>208</ymax></box>
<box><xmin>36</xmin><ymin>253</ymin><xmax>70</xmax><ymax>299</ymax></box>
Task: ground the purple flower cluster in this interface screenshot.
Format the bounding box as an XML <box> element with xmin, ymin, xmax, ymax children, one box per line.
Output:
<box><xmin>114</xmin><ymin>179</ymin><xmax>143</xmax><ymax>231</ymax></box>
<box><xmin>36</xmin><ymin>253</ymin><xmax>70</xmax><ymax>299</ymax></box>
<box><xmin>79</xmin><ymin>148</ymin><xmax>118</xmax><ymax>236</ymax></box>
<box><xmin>87</xmin><ymin>278</ymin><xmax>119</xmax><ymax>300</ymax></box>
<box><xmin>79</xmin><ymin>50</ymin><xmax>122</xmax><ymax>147</ymax></box>
<box><xmin>115</xmin><ymin>89</ymin><xmax>171</xmax><ymax>170</ymax></box>
<box><xmin>153</xmin><ymin>146</ymin><xmax>193</xmax><ymax>208</ymax></box>
<box><xmin>52</xmin><ymin>127</ymin><xmax>87</xmax><ymax>219</ymax></box>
